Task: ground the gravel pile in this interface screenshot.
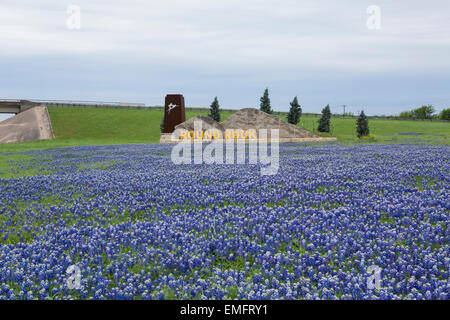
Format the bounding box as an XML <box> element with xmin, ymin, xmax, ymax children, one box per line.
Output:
<box><xmin>175</xmin><ymin>115</ymin><xmax>224</xmax><ymax>132</ymax></box>
<box><xmin>220</xmin><ymin>108</ymin><xmax>318</xmax><ymax>139</ymax></box>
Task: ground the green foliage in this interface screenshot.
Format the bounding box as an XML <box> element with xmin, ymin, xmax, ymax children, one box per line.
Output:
<box><xmin>226</xmin><ymin>286</ymin><xmax>239</xmax><ymax>299</ymax></box>
<box><xmin>259</xmin><ymin>88</ymin><xmax>273</xmax><ymax>114</ymax></box>
<box><xmin>400</xmin><ymin>105</ymin><xmax>436</xmax><ymax>119</ymax></box>
<box><xmin>287</xmin><ymin>96</ymin><xmax>302</xmax><ymax>125</ymax></box>
<box><xmin>0</xmin><ymin>153</ymin><xmax>54</xmax><ymax>178</ymax></box>
<box><xmin>317</xmin><ymin>105</ymin><xmax>331</xmax><ymax>133</ymax></box>
<box><xmin>380</xmin><ymin>214</ymin><xmax>395</xmax><ymax>226</ymax></box>
<box><xmin>163</xmin><ymin>287</ymin><xmax>176</xmax><ymax>300</ymax></box>
<box><xmin>413</xmin><ymin>105</ymin><xmax>435</xmax><ymax>119</ymax></box>
<box><xmin>440</xmin><ymin>108</ymin><xmax>450</xmax><ymax>120</ymax></box>
<box><xmin>356</xmin><ymin>110</ymin><xmax>370</xmax><ymax>138</ymax></box>
<box><xmin>399</xmin><ymin>111</ymin><xmax>413</xmax><ymax>119</ymax></box>
<box><xmin>208</xmin><ymin>97</ymin><xmax>221</xmax><ymax>122</ymax></box>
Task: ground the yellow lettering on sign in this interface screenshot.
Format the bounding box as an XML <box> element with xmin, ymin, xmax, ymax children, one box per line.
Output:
<box><xmin>225</xmin><ymin>130</ymin><xmax>233</xmax><ymax>140</ymax></box>
<box><xmin>213</xmin><ymin>130</ymin><xmax>221</xmax><ymax>140</ymax></box>
<box><xmin>196</xmin><ymin>131</ymin><xmax>204</xmax><ymax>139</ymax></box>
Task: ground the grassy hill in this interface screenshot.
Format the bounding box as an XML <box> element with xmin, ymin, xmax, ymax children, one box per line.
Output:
<box><xmin>0</xmin><ymin>106</ymin><xmax>448</xmax><ymax>152</ymax></box>
<box><xmin>290</xmin><ymin>114</ymin><xmax>450</xmax><ymax>143</ymax></box>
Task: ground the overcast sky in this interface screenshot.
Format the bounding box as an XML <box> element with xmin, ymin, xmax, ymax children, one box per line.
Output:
<box><xmin>1</xmin><ymin>0</ymin><xmax>450</xmax><ymax>120</ymax></box>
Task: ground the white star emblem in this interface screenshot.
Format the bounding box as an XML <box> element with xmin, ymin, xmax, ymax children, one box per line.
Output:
<box><xmin>167</xmin><ymin>103</ymin><xmax>178</xmax><ymax>113</ymax></box>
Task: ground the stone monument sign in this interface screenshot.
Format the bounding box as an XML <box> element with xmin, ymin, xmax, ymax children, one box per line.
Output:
<box><xmin>163</xmin><ymin>94</ymin><xmax>186</xmax><ymax>133</ymax></box>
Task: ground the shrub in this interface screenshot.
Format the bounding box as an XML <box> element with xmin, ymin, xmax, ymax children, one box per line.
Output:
<box><xmin>287</xmin><ymin>96</ymin><xmax>302</xmax><ymax>125</ymax></box>
<box><xmin>412</xmin><ymin>105</ymin><xmax>435</xmax><ymax>119</ymax></box>
<box><xmin>440</xmin><ymin>108</ymin><xmax>450</xmax><ymax>120</ymax></box>
<box><xmin>356</xmin><ymin>110</ymin><xmax>370</xmax><ymax>138</ymax></box>
<box><xmin>260</xmin><ymin>88</ymin><xmax>273</xmax><ymax>114</ymax></box>
<box><xmin>317</xmin><ymin>105</ymin><xmax>331</xmax><ymax>133</ymax></box>
<box><xmin>399</xmin><ymin>111</ymin><xmax>413</xmax><ymax>119</ymax></box>
<box><xmin>209</xmin><ymin>97</ymin><xmax>221</xmax><ymax>122</ymax></box>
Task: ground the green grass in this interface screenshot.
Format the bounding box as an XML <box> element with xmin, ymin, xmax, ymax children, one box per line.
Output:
<box><xmin>0</xmin><ymin>106</ymin><xmax>235</xmax><ymax>153</ymax></box>
<box><xmin>48</xmin><ymin>106</ymin><xmax>239</xmax><ymax>143</ymax></box>
<box><xmin>277</xmin><ymin>114</ymin><xmax>450</xmax><ymax>144</ymax></box>
<box><xmin>0</xmin><ymin>106</ymin><xmax>448</xmax><ymax>153</ymax></box>
<box><xmin>0</xmin><ymin>153</ymin><xmax>55</xmax><ymax>178</ymax></box>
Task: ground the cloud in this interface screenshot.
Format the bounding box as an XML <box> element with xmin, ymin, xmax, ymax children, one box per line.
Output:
<box><xmin>1</xmin><ymin>0</ymin><xmax>450</xmax><ymax>71</ymax></box>
<box><xmin>0</xmin><ymin>0</ymin><xmax>449</xmax><ymax>114</ymax></box>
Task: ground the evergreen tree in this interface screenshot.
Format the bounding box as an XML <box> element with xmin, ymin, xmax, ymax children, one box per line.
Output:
<box><xmin>287</xmin><ymin>96</ymin><xmax>302</xmax><ymax>125</ymax></box>
<box><xmin>356</xmin><ymin>110</ymin><xmax>370</xmax><ymax>138</ymax></box>
<box><xmin>208</xmin><ymin>97</ymin><xmax>221</xmax><ymax>122</ymax></box>
<box><xmin>260</xmin><ymin>88</ymin><xmax>273</xmax><ymax>114</ymax></box>
<box><xmin>317</xmin><ymin>104</ymin><xmax>331</xmax><ymax>133</ymax></box>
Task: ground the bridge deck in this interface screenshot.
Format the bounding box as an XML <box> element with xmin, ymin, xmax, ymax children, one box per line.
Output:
<box><xmin>0</xmin><ymin>106</ymin><xmax>21</xmax><ymax>114</ymax></box>
<box><xmin>0</xmin><ymin>99</ymin><xmax>147</xmax><ymax>114</ymax></box>
<box><xmin>0</xmin><ymin>100</ymin><xmax>21</xmax><ymax>114</ymax></box>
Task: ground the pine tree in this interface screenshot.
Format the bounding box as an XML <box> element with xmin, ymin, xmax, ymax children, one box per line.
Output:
<box><xmin>317</xmin><ymin>104</ymin><xmax>331</xmax><ymax>133</ymax></box>
<box><xmin>260</xmin><ymin>88</ymin><xmax>273</xmax><ymax>114</ymax></box>
<box><xmin>208</xmin><ymin>97</ymin><xmax>221</xmax><ymax>122</ymax></box>
<box><xmin>287</xmin><ymin>96</ymin><xmax>302</xmax><ymax>125</ymax></box>
<box><xmin>356</xmin><ymin>110</ymin><xmax>370</xmax><ymax>138</ymax></box>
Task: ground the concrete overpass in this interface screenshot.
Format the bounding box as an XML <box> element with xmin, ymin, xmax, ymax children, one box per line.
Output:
<box><xmin>0</xmin><ymin>99</ymin><xmax>147</xmax><ymax>114</ymax></box>
<box><xmin>0</xmin><ymin>99</ymin><xmax>147</xmax><ymax>143</ymax></box>
<box><xmin>0</xmin><ymin>100</ymin><xmax>44</xmax><ymax>114</ymax></box>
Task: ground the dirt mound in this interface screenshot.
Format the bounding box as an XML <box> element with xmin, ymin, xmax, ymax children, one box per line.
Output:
<box><xmin>220</xmin><ymin>108</ymin><xmax>317</xmax><ymax>139</ymax></box>
<box><xmin>160</xmin><ymin>109</ymin><xmax>331</xmax><ymax>143</ymax></box>
<box><xmin>175</xmin><ymin>115</ymin><xmax>224</xmax><ymax>132</ymax></box>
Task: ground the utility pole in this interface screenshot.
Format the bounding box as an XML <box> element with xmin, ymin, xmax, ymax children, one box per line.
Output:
<box><xmin>342</xmin><ymin>105</ymin><xmax>346</xmax><ymax>117</ymax></box>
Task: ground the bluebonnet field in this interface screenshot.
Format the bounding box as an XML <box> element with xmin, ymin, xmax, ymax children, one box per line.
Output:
<box><xmin>0</xmin><ymin>143</ymin><xmax>449</xmax><ymax>300</ymax></box>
